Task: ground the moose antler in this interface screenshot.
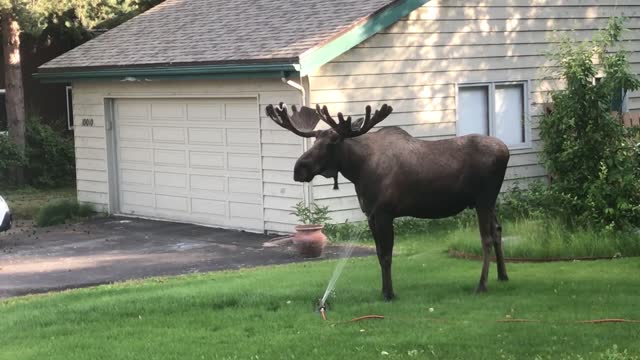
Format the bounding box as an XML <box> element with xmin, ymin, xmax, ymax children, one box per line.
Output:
<box><xmin>316</xmin><ymin>104</ymin><xmax>393</xmax><ymax>138</ymax></box>
<box><xmin>265</xmin><ymin>103</ymin><xmax>321</xmax><ymax>138</ymax></box>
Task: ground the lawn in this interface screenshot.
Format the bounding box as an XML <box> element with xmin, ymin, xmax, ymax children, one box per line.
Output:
<box><xmin>1</xmin><ymin>233</ymin><xmax>639</xmax><ymax>359</ymax></box>
<box><xmin>2</xmin><ymin>187</ymin><xmax>76</xmax><ymax>220</ymax></box>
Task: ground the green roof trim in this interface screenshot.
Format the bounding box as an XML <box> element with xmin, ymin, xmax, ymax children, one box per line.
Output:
<box><xmin>34</xmin><ymin>63</ymin><xmax>300</xmax><ymax>83</ymax></box>
<box><xmin>298</xmin><ymin>0</ymin><xmax>430</xmax><ymax>76</ymax></box>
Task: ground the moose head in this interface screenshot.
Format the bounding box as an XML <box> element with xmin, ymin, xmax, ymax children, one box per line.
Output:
<box><xmin>265</xmin><ymin>103</ymin><xmax>393</xmax><ymax>188</ymax></box>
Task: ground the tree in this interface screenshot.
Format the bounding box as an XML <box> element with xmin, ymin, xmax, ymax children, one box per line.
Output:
<box><xmin>539</xmin><ymin>17</ymin><xmax>640</xmax><ymax>229</ymax></box>
<box><xmin>1</xmin><ymin>4</ymin><xmax>26</xmax><ymax>184</ymax></box>
<box><xmin>0</xmin><ymin>0</ymin><xmax>165</xmax><ymax>185</ymax></box>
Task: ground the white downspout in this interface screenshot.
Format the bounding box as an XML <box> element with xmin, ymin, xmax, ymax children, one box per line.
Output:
<box><xmin>281</xmin><ymin>77</ymin><xmax>306</xmax><ymax>106</ymax></box>
<box><xmin>281</xmin><ymin>75</ymin><xmax>312</xmax><ymax>207</ymax></box>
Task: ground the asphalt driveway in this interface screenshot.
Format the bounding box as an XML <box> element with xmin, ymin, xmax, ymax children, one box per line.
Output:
<box><xmin>0</xmin><ymin>217</ymin><xmax>373</xmax><ymax>299</ymax></box>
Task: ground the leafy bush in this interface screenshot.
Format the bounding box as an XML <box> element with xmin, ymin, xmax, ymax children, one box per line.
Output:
<box><xmin>35</xmin><ymin>199</ymin><xmax>95</xmax><ymax>227</ymax></box>
<box><xmin>539</xmin><ymin>17</ymin><xmax>640</xmax><ymax>230</ymax></box>
<box><xmin>25</xmin><ymin>118</ymin><xmax>76</xmax><ymax>188</ymax></box>
<box><xmin>290</xmin><ymin>201</ymin><xmax>331</xmax><ymax>225</ymax></box>
<box><xmin>0</xmin><ymin>135</ymin><xmax>26</xmax><ymax>185</ymax></box>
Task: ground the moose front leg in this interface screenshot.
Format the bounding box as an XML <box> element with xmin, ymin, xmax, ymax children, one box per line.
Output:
<box><xmin>368</xmin><ymin>214</ymin><xmax>395</xmax><ymax>301</ymax></box>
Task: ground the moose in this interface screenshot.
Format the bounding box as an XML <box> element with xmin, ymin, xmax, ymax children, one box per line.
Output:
<box><xmin>266</xmin><ymin>102</ymin><xmax>510</xmax><ymax>300</ymax></box>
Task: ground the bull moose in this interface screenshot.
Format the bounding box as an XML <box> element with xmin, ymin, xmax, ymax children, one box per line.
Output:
<box><xmin>266</xmin><ymin>103</ymin><xmax>510</xmax><ymax>300</ymax></box>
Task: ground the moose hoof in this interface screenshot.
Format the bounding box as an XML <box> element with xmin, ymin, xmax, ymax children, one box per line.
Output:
<box><xmin>383</xmin><ymin>292</ymin><xmax>396</xmax><ymax>302</ymax></box>
<box><xmin>498</xmin><ymin>274</ymin><xmax>509</xmax><ymax>282</ymax></box>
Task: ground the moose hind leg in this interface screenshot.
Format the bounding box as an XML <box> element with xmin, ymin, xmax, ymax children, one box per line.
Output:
<box><xmin>492</xmin><ymin>211</ymin><xmax>509</xmax><ymax>281</ymax></box>
<box><xmin>368</xmin><ymin>214</ymin><xmax>395</xmax><ymax>301</ymax></box>
<box><xmin>475</xmin><ymin>208</ymin><xmax>494</xmax><ymax>293</ymax></box>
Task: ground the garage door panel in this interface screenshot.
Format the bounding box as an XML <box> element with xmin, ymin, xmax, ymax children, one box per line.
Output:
<box><xmin>228</xmin><ymin>153</ymin><xmax>260</xmax><ymax>171</ymax></box>
<box><xmin>228</xmin><ymin>192</ymin><xmax>262</xmax><ymax>204</ymax></box>
<box><xmin>115</xmin><ymin>98</ymin><xmax>263</xmax><ymax>231</ymax></box>
<box><xmin>151</xmin><ymin>103</ymin><xmax>185</xmax><ymax>120</ymax></box>
<box><xmin>156</xmin><ymin>194</ymin><xmax>188</xmax><ymax>212</ymax></box>
<box><xmin>152</xmin><ymin>127</ymin><xmax>186</xmax><ymax>144</ymax></box>
<box><xmin>227</xmin><ymin>128</ymin><xmax>259</xmax><ymax>147</ymax></box>
<box><xmin>190</xmin><ymin>174</ymin><xmax>226</xmax><ymax>192</ymax></box>
<box><xmin>154</xmin><ymin>149</ymin><xmax>186</xmax><ymax>167</ymax></box>
<box><xmin>188</xmin><ymin>128</ymin><xmax>225</xmax><ymax>145</ymax></box>
<box><xmin>120</xmin><ymin>147</ymin><xmax>153</xmax><ymax>163</ymax></box>
<box><xmin>187</xmin><ymin>104</ymin><xmax>223</xmax><ymax>121</ymax></box>
<box><xmin>117</xmin><ymin>102</ymin><xmax>149</xmax><ymax>120</ymax></box>
<box><xmin>121</xmin><ymin>169</ymin><xmax>153</xmax><ymax>186</ymax></box>
<box><xmin>191</xmin><ymin>198</ymin><xmax>227</xmax><ymax>216</ymax></box>
<box><xmin>122</xmin><ymin>191</ymin><xmax>154</xmax><ymax>207</ymax></box>
<box><xmin>154</xmin><ymin>172</ymin><xmax>187</xmax><ymax>189</ymax></box>
<box><xmin>228</xmin><ymin>178</ymin><xmax>261</xmax><ymax>194</ymax></box>
<box><xmin>226</xmin><ymin>103</ymin><xmax>256</xmax><ymax>119</ymax></box>
<box><xmin>190</xmin><ymin>151</ymin><xmax>225</xmax><ymax>169</ymax></box>
<box><xmin>229</xmin><ymin>202</ymin><xmax>262</xmax><ymax>219</ymax></box>
<box><xmin>119</xmin><ymin>126</ymin><xmax>151</xmax><ymax>142</ymax></box>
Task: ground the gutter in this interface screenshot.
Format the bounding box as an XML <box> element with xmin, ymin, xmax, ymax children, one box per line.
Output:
<box><xmin>34</xmin><ymin>63</ymin><xmax>301</xmax><ymax>83</ymax></box>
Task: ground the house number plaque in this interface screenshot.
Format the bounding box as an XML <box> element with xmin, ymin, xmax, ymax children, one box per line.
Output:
<box><xmin>81</xmin><ymin>118</ymin><xmax>94</xmax><ymax>127</ymax></box>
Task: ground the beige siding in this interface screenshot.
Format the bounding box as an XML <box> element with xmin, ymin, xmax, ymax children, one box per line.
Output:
<box><xmin>71</xmin><ymin>78</ymin><xmax>302</xmax><ymax>233</ymax></box>
<box><xmin>308</xmin><ymin>0</ymin><xmax>640</xmax><ymax>223</ymax></box>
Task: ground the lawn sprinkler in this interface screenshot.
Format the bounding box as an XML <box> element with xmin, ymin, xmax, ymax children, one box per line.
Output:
<box><xmin>316</xmin><ymin>298</ymin><xmax>329</xmax><ymax>320</ymax></box>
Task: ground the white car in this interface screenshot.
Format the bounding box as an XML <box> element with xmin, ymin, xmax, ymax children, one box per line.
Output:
<box><xmin>0</xmin><ymin>195</ymin><xmax>11</xmax><ymax>232</ymax></box>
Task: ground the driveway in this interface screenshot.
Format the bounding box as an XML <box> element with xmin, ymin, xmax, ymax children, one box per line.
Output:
<box><xmin>0</xmin><ymin>217</ymin><xmax>373</xmax><ymax>299</ymax></box>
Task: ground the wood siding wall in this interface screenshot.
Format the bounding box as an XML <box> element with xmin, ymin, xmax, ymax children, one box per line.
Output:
<box><xmin>71</xmin><ymin>79</ymin><xmax>303</xmax><ymax>233</ymax></box>
<box><xmin>308</xmin><ymin>0</ymin><xmax>640</xmax><ymax>223</ymax></box>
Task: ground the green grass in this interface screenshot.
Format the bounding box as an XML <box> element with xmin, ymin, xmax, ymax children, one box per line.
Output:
<box><xmin>1</xmin><ymin>233</ymin><xmax>640</xmax><ymax>359</ymax></box>
<box><xmin>447</xmin><ymin>218</ymin><xmax>640</xmax><ymax>259</ymax></box>
<box><xmin>2</xmin><ymin>187</ymin><xmax>76</xmax><ymax>220</ymax></box>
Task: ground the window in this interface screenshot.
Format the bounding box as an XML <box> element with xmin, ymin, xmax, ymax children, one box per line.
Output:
<box><xmin>66</xmin><ymin>86</ymin><xmax>74</xmax><ymax>130</ymax></box>
<box><xmin>457</xmin><ymin>82</ymin><xmax>529</xmax><ymax>148</ymax></box>
<box><xmin>595</xmin><ymin>77</ymin><xmax>628</xmax><ymax>113</ymax></box>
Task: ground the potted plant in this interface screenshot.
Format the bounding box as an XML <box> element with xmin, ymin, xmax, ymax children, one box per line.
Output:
<box><xmin>290</xmin><ymin>201</ymin><xmax>331</xmax><ymax>258</ymax></box>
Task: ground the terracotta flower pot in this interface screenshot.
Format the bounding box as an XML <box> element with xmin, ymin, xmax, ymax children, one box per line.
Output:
<box><xmin>292</xmin><ymin>224</ymin><xmax>328</xmax><ymax>258</ymax></box>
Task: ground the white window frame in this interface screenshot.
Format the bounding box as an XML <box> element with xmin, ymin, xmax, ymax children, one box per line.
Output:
<box><xmin>455</xmin><ymin>80</ymin><xmax>531</xmax><ymax>150</ymax></box>
<box><xmin>66</xmin><ymin>86</ymin><xmax>74</xmax><ymax>130</ymax></box>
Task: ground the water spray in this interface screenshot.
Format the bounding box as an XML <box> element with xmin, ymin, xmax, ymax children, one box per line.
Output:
<box><xmin>316</xmin><ymin>228</ymin><xmax>365</xmax><ymax>320</ymax></box>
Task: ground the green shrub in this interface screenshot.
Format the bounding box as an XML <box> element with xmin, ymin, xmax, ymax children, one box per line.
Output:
<box><xmin>25</xmin><ymin>118</ymin><xmax>76</xmax><ymax>188</ymax></box>
<box><xmin>539</xmin><ymin>17</ymin><xmax>640</xmax><ymax>230</ymax></box>
<box><xmin>290</xmin><ymin>201</ymin><xmax>331</xmax><ymax>225</ymax></box>
<box><xmin>0</xmin><ymin>135</ymin><xmax>26</xmax><ymax>185</ymax></box>
<box><xmin>35</xmin><ymin>199</ymin><xmax>95</xmax><ymax>227</ymax></box>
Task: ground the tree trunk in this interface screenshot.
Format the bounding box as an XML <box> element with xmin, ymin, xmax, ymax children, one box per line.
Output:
<box><xmin>1</xmin><ymin>9</ymin><xmax>26</xmax><ymax>185</ymax></box>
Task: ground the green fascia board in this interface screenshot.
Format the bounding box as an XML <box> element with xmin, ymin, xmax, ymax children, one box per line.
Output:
<box><xmin>299</xmin><ymin>0</ymin><xmax>430</xmax><ymax>76</ymax></box>
<box><xmin>34</xmin><ymin>63</ymin><xmax>300</xmax><ymax>83</ymax></box>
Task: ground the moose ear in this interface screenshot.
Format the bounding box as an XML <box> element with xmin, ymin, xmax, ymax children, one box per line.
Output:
<box><xmin>290</xmin><ymin>105</ymin><xmax>322</xmax><ymax>132</ymax></box>
<box><xmin>351</xmin><ymin>117</ymin><xmax>365</xmax><ymax>131</ymax></box>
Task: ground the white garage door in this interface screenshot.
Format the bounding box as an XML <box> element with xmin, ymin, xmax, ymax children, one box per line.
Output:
<box><xmin>114</xmin><ymin>98</ymin><xmax>264</xmax><ymax>232</ymax></box>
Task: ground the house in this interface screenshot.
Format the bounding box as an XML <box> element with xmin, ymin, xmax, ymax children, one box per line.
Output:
<box><xmin>36</xmin><ymin>0</ymin><xmax>640</xmax><ymax>234</ymax></box>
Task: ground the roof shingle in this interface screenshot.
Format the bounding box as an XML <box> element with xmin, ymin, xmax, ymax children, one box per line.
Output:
<box><xmin>40</xmin><ymin>0</ymin><xmax>396</xmax><ymax>70</ymax></box>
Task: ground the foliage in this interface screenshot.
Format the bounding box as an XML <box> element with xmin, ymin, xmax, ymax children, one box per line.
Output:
<box><xmin>25</xmin><ymin>118</ymin><xmax>76</xmax><ymax>188</ymax></box>
<box><xmin>3</xmin><ymin>0</ymin><xmax>165</xmax><ymax>35</ymax></box>
<box><xmin>0</xmin><ymin>135</ymin><xmax>26</xmax><ymax>185</ymax></box>
<box><xmin>35</xmin><ymin>198</ymin><xmax>94</xmax><ymax>227</ymax></box>
<box><xmin>539</xmin><ymin>17</ymin><xmax>640</xmax><ymax>229</ymax></box>
<box><xmin>447</xmin><ymin>218</ymin><xmax>640</xmax><ymax>259</ymax></box>
<box><xmin>2</xmin><ymin>235</ymin><xmax>640</xmax><ymax>359</ymax></box>
<box><xmin>291</xmin><ymin>201</ymin><xmax>331</xmax><ymax>225</ymax></box>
